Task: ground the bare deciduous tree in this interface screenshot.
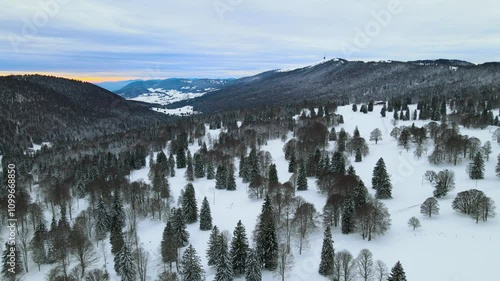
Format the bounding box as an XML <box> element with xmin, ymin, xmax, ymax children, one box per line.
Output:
<box><xmin>407</xmin><ymin>217</ymin><xmax>421</xmax><ymax>230</ymax></box>
<box><xmin>356</xmin><ymin>249</ymin><xmax>374</xmax><ymax>281</ymax></box>
<box><xmin>375</xmin><ymin>260</ymin><xmax>388</xmax><ymax>281</ymax></box>
<box><xmin>292</xmin><ymin>201</ymin><xmax>318</xmax><ymax>254</ymax></box>
<box><xmin>420</xmin><ymin>197</ymin><xmax>439</xmax><ymax>217</ymax></box>
<box><xmin>275</xmin><ymin>244</ymin><xmax>294</xmax><ymax>281</ymax></box>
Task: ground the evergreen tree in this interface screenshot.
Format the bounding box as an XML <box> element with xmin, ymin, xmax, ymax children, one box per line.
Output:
<box><xmin>160</xmin><ymin>221</ymin><xmax>178</xmax><ymax>271</ymax></box>
<box><xmin>469</xmin><ymin>152</ymin><xmax>485</xmax><ymax>180</ymax></box>
<box><xmin>110</xmin><ymin>212</ymin><xmax>125</xmax><ymax>255</ymax></box>
<box><xmin>207</xmin><ymin>162</ymin><xmax>215</xmax><ymax>180</ymax></box>
<box><xmin>413</xmin><ymin>109</ymin><xmax>418</xmax><ymax>120</ymax></box>
<box><xmin>214</xmin><ymin>235</ymin><xmax>233</xmax><ymax>281</ymax></box>
<box><xmin>387</xmin><ymin>261</ymin><xmax>407</xmax><ymax>281</ymax></box>
<box><xmin>215</xmin><ymin>165</ymin><xmax>227</xmax><ymax>190</ymax></box>
<box><xmin>355</xmin><ymin>148</ymin><xmax>362</xmax><ymax>162</ymax></box>
<box><xmin>95</xmin><ymin>198</ymin><xmax>111</xmax><ymax>241</ymax></box>
<box><xmin>2</xmin><ymin>242</ymin><xmax>23</xmax><ymax>280</ymax></box>
<box><xmin>168</xmin><ymin>154</ymin><xmax>176</xmax><ymax>177</ymax></box>
<box><xmin>185</xmin><ymin>160</ymin><xmax>194</xmax><ymax>181</ymax></box>
<box><xmin>194</xmin><ymin>154</ymin><xmax>205</xmax><ymax>178</ymax></box>
<box><xmin>288</xmin><ymin>153</ymin><xmax>297</xmax><ymax>173</ymax></box>
<box><xmin>393</xmin><ymin>110</ymin><xmax>399</xmax><ymax>120</ymax></box>
<box><xmin>347</xmin><ymin>165</ymin><xmax>357</xmax><ymax>178</ymax></box>
<box><xmin>318</xmin><ymin>226</ymin><xmax>335</xmax><ymax>276</ymax></box>
<box><xmin>199</xmin><ymin>197</ymin><xmax>213</xmax><ymax>231</ymax></box>
<box><xmin>111</xmin><ymin>189</ymin><xmax>125</xmax><ymax>230</ymax></box>
<box><xmin>268</xmin><ymin>164</ymin><xmax>279</xmax><ymax>185</ymax></box>
<box><xmin>329</xmin><ymin>127</ymin><xmax>337</xmax><ymax>141</ymax></box>
<box><xmin>372</xmin><ymin>158</ymin><xmax>392</xmax><ymax>199</ymax></box>
<box><xmin>227</xmin><ymin>165</ymin><xmax>237</xmax><ymax>191</ymax></box>
<box><xmin>352</xmin><ymin>104</ymin><xmax>358</xmax><ymax>112</ymax></box>
<box><xmin>230</xmin><ymin>220</ymin><xmax>249</xmax><ymax>276</ymax></box>
<box><xmin>157</xmin><ymin>151</ymin><xmax>169</xmax><ymax>174</ymax></box>
<box><xmin>380</xmin><ymin>105</ymin><xmax>387</xmax><ymax>117</ymax></box>
<box><xmin>180</xmin><ymin>245</ymin><xmax>205</xmax><ymax>281</ymax></box>
<box><xmin>496</xmin><ymin>154</ymin><xmax>500</xmax><ymax>177</ymax></box>
<box><xmin>30</xmin><ymin>222</ymin><xmax>48</xmax><ymax>270</ymax></box>
<box><xmin>171</xmin><ymin>208</ymin><xmax>190</xmax><ymax>247</ymax></box>
<box><xmin>352</xmin><ymin>180</ymin><xmax>368</xmax><ymax>209</ymax></box>
<box><xmin>182</xmin><ymin>183</ymin><xmax>198</xmax><ymax>224</ymax></box>
<box><xmin>177</xmin><ymin>147</ymin><xmax>187</xmax><ymax>169</ymax></box>
<box><xmin>297</xmin><ymin>163</ymin><xmax>308</xmax><ymax>191</ymax></box>
<box><xmin>341</xmin><ymin>198</ymin><xmax>355</xmax><ymax>234</ymax></box>
<box><xmin>331</xmin><ymin>151</ymin><xmax>346</xmax><ymax>175</ymax></box>
<box><xmin>239</xmin><ymin>156</ymin><xmax>247</xmax><ymax>178</ymax></box>
<box><xmin>245</xmin><ymin>248</ymin><xmax>262</xmax><ymax>281</ymax></box>
<box><xmin>368</xmin><ymin>100</ymin><xmax>374</xmax><ymax>112</ymax></box>
<box><xmin>353</xmin><ymin>126</ymin><xmax>360</xmax><ymax>138</ymax></box>
<box><xmin>115</xmin><ymin>244</ymin><xmax>136</xmax><ymax>281</ymax></box>
<box><xmin>206</xmin><ymin>226</ymin><xmax>221</xmax><ymax>266</ymax></box>
<box><xmin>255</xmin><ymin>195</ymin><xmax>278</xmax><ymax>270</ymax></box>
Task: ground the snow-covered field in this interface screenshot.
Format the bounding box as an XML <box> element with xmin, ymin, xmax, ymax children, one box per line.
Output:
<box><xmin>128</xmin><ymin>88</ymin><xmax>212</xmax><ymax>106</ymax></box>
<box><xmin>151</xmin><ymin>105</ymin><xmax>198</xmax><ymax>116</ymax></box>
<box><xmin>18</xmin><ymin>104</ymin><xmax>500</xmax><ymax>281</ymax></box>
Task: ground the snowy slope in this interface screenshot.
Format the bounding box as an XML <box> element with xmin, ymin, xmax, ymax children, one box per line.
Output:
<box><xmin>128</xmin><ymin>88</ymin><xmax>208</xmax><ymax>106</ymax></box>
<box><xmin>18</xmin><ymin>105</ymin><xmax>500</xmax><ymax>281</ymax></box>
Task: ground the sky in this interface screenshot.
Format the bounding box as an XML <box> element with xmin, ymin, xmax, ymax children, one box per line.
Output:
<box><xmin>1</xmin><ymin>0</ymin><xmax>499</xmax><ymax>82</ymax></box>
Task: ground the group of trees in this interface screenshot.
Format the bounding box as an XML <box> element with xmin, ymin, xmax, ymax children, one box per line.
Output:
<box><xmin>452</xmin><ymin>189</ymin><xmax>496</xmax><ymax>223</ymax></box>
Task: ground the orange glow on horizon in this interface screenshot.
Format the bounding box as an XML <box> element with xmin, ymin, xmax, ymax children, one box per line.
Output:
<box><xmin>0</xmin><ymin>71</ymin><xmax>138</xmax><ymax>83</ymax></box>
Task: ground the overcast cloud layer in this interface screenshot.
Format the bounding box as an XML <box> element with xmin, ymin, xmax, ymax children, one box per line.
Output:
<box><xmin>1</xmin><ymin>0</ymin><xmax>499</xmax><ymax>81</ymax></box>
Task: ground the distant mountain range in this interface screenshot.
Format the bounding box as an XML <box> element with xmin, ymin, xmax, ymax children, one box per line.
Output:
<box><xmin>162</xmin><ymin>58</ymin><xmax>500</xmax><ymax>113</ymax></box>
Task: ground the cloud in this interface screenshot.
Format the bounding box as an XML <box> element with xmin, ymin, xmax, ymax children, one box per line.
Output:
<box><xmin>0</xmin><ymin>0</ymin><xmax>499</xmax><ymax>81</ymax></box>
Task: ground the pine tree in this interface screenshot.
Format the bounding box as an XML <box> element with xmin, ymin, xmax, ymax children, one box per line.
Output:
<box><xmin>157</xmin><ymin>151</ymin><xmax>169</xmax><ymax>173</ymax></box>
<box><xmin>245</xmin><ymin>248</ymin><xmax>262</xmax><ymax>281</ymax></box>
<box><xmin>161</xmin><ymin>221</ymin><xmax>178</xmax><ymax>271</ymax></box>
<box><xmin>214</xmin><ymin>234</ymin><xmax>233</xmax><ymax>281</ymax></box>
<box><xmin>177</xmin><ymin>147</ymin><xmax>187</xmax><ymax>169</ymax></box>
<box><xmin>352</xmin><ymin>104</ymin><xmax>358</xmax><ymax>112</ymax></box>
<box><xmin>110</xmin><ymin>212</ymin><xmax>125</xmax><ymax>255</ymax></box>
<box><xmin>372</xmin><ymin>158</ymin><xmax>392</xmax><ymax>199</ymax></box>
<box><xmin>180</xmin><ymin>245</ymin><xmax>205</xmax><ymax>281</ymax></box>
<box><xmin>95</xmin><ymin>198</ymin><xmax>111</xmax><ymax>241</ymax></box>
<box><xmin>288</xmin><ymin>153</ymin><xmax>296</xmax><ymax>173</ymax></box>
<box><xmin>318</xmin><ymin>226</ymin><xmax>335</xmax><ymax>276</ymax></box>
<box><xmin>355</xmin><ymin>148</ymin><xmax>362</xmax><ymax>162</ymax></box>
<box><xmin>30</xmin><ymin>222</ymin><xmax>48</xmax><ymax>270</ymax></box>
<box><xmin>387</xmin><ymin>261</ymin><xmax>407</xmax><ymax>281</ymax></box>
<box><xmin>111</xmin><ymin>189</ymin><xmax>125</xmax><ymax>230</ymax></box>
<box><xmin>227</xmin><ymin>165</ymin><xmax>237</xmax><ymax>191</ymax></box>
<box><xmin>329</xmin><ymin>127</ymin><xmax>337</xmax><ymax>141</ymax></box>
<box><xmin>185</xmin><ymin>160</ymin><xmax>194</xmax><ymax>181</ymax></box>
<box><xmin>469</xmin><ymin>152</ymin><xmax>485</xmax><ymax>180</ymax></box>
<box><xmin>230</xmin><ymin>220</ymin><xmax>249</xmax><ymax>276</ymax></box>
<box><xmin>496</xmin><ymin>154</ymin><xmax>500</xmax><ymax>177</ymax></box>
<box><xmin>2</xmin><ymin>242</ymin><xmax>23</xmax><ymax>280</ymax></box>
<box><xmin>171</xmin><ymin>208</ymin><xmax>189</xmax><ymax>247</ymax></box>
<box><xmin>206</xmin><ymin>226</ymin><xmax>221</xmax><ymax>266</ymax></box>
<box><xmin>297</xmin><ymin>163</ymin><xmax>308</xmax><ymax>191</ymax></box>
<box><xmin>168</xmin><ymin>154</ymin><xmax>176</xmax><ymax>177</ymax></box>
<box><xmin>268</xmin><ymin>164</ymin><xmax>279</xmax><ymax>185</ymax></box>
<box><xmin>255</xmin><ymin>195</ymin><xmax>278</xmax><ymax>270</ymax></box>
<box><xmin>347</xmin><ymin>165</ymin><xmax>357</xmax><ymax>178</ymax></box>
<box><xmin>207</xmin><ymin>162</ymin><xmax>215</xmax><ymax>180</ymax></box>
<box><xmin>239</xmin><ymin>156</ymin><xmax>247</xmax><ymax>178</ymax></box>
<box><xmin>199</xmin><ymin>197</ymin><xmax>213</xmax><ymax>231</ymax></box>
<box><xmin>352</xmin><ymin>180</ymin><xmax>368</xmax><ymax>210</ymax></box>
<box><xmin>194</xmin><ymin>154</ymin><xmax>205</xmax><ymax>178</ymax></box>
<box><xmin>331</xmin><ymin>151</ymin><xmax>345</xmax><ymax>174</ymax></box>
<box><xmin>115</xmin><ymin>244</ymin><xmax>136</xmax><ymax>281</ymax></box>
<box><xmin>341</xmin><ymin>198</ymin><xmax>355</xmax><ymax>234</ymax></box>
<box><xmin>182</xmin><ymin>183</ymin><xmax>198</xmax><ymax>224</ymax></box>
<box><xmin>215</xmin><ymin>165</ymin><xmax>227</xmax><ymax>189</ymax></box>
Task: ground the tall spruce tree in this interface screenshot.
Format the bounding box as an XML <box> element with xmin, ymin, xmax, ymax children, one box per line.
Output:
<box><xmin>214</xmin><ymin>235</ymin><xmax>234</xmax><ymax>281</ymax></box>
<box><xmin>110</xmin><ymin>212</ymin><xmax>125</xmax><ymax>255</ymax></box>
<box><xmin>111</xmin><ymin>189</ymin><xmax>125</xmax><ymax>230</ymax></box>
<box><xmin>268</xmin><ymin>164</ymin><xmax>279</xmax><ymax>185</ymax></box>
<box><xmin>177</xmin><ymin>147</ymin><xmax>187</xmax><ymax>169</ymax></box>
<box><xmin>206</xmin><ymin>226</ymin><xmax>221</xmax><ymax>266</ymax></box>
<box><xmin>182</xmin><ymin>183</ymin><xmax>198</xmax><ymax>224</ymax></box>
<box><xmin>331</xmin><ymin>151</ymin><xmax>346</xmax><ymax>175</ymax></box>
<box><xmin>353</xmin><ymin>180</ymin><xmax>368</xmax><ymax>210</ymax></box>
<box><xmin>288</xmin><ymin>153</ymin><xmax>297</xmax><ymax>173</ymax></box>
<box><xmin>341</xmin><ymin>197</ymin><xmax>356</xmax><ymax>234</ymax></box>
<box><xmin>194</xmin><ymin>154</ymin><xmax>205</xmax><ymax>178</ymax></box>
<box><xmin>160</xmin><ymin>221</ymin><xmax>178</xmax><ymax>271</ymax></box>
<box><xmin>318</xmin><ymin>226</ymin><xmax>335</xmax><ymax>276</ymax></box>
<box><xmin>95</xmin><ymin>198</ymin><xmax>111</xmax><ymax>241</ymax></box>
<box><xmin>168</xmin><ymin>154</ymin><xmax>176</xmax><ymax>177</ymax></box>
<box><xmin>254</xmin><ymin>195</ymin><xmax>278</xmax><ymax>270</ymax></box>
<box><xmin>185</xmin><ymin>160</ymin><xmax>194</xmax><ymax>182</ymax></box>
<box><xmin>372</xmin><ymin>158</ymin><xmax>392</xmax><ymax>199</ymax></box>
<box><xmin>171</xmin><ymin>208</ymin><xmax>189</xmax><ymax>247</ymax></box>
<box><xmin>245</xmin><ymin>248</ymin><xmax>262</xmax><ymax>281</ymax></box>
<box><xmin>30</xmin><ymin>222</ymin><xmax>48</xmax><ymax>270</ymax></box>
<box><xmin>469</xmin><ymin>151</ymin><xmax>485</xmax><ymax>180</ymax></box>
<box><xmin>115</xmin><ymin>244</ymin><xmax>136</xmax><ymax>281</ymax></box>
<box><xmin>199</xmin><ymin>197</ymin><xmax>213</xmax><ymax>231</ymax></box>
<box><xmin>227</xmin><ymin>165</ymin><xmax>237</xmax><ymax>191</ymax></box>
<box><xmin>207</xmin><ymin>162</ymin><xmax>215</xmax><ymax>180</ymax></box>
<box><xmin>230</xmin><ymin>220</ymin><xmax>249</xmax><ymax>276</ymax></box>
<box><xmin>355</xmin><ymin>148</ymin><xmax>362</xmax><ymax>162</ymax></box>
<box><xmin>215</xmin><ymin>165</ymin><xmax>227</xmax><ymax>190</ymax></box>
<box><xmin>387</xmin><ymin>261</ymin><xmax>407</xmax><ymax>281</ymax></box>
<box><xmin>180</xmin><ymin>245</ymin><xmax>205</xmax><ymax>281</ymax></box>
<box><xmin>297</xmin><ymin>163</ymin><xmax>308</xmax><ymax>191</ymax></box>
